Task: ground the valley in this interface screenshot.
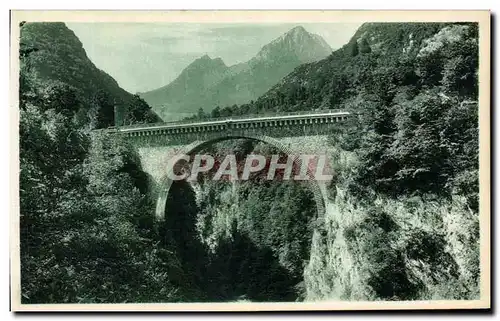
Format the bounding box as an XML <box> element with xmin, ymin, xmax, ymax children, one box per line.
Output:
<box><xmin>18</xmin><ymin>21</ymin><xmax>480</xmax><ymax>303</ymax></box>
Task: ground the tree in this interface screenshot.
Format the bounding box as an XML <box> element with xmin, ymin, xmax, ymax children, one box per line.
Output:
<box><xmin>359</xmin><ymin>38</ymin><xmax>372</xmax><ymax>54</ymax></box>
<box><xmin>127</xmin><ymin>94</ymin><xmax>155</xmax><ymax>124</ymax></box>
<box><xmin>441</xmin><ymin>39</ymin><xmax>479</xmax><ymax>98</ymax></box>
<box><xmin>90</xmin><ymin>89</ymin><xmax>115</xmax><ymax>129</ymax></box>
<box><xmin>19</xmin><ymin>46</ymin><xmax>186</xmax><ymax>303</ymax></box>
<box><xmin>348</xmin><ymin>41</ymin><xmax>359</xmax><ymax>57</ymax></box>
<box><xmin>211</xmin><ymin>106</ymin><xmax>221</xmax><ymax>118</ymax></box>
<box><xmin>197</xmin><ymin>107</ymin><xmax>206</xmax><ymax>119</ymax></box>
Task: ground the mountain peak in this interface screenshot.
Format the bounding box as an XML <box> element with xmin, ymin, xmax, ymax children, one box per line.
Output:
<box><xmin>253</xmin><ymin>26</ymin><xmax>332</xmax><ymax>64</ymax></box>
<box><xmin>276</xmin><ymin>25</ymin><xmax>312</xmax><ymax>44</ymax></box>
<box><xmin>189</xmin><ymin>55</ymin><xmax>227</xmax><ymax>70</ymax></box>
<box><xmin>287</xmin><ymin>25</ymin><xmax>308</xmax><ymax>36</ymax></box>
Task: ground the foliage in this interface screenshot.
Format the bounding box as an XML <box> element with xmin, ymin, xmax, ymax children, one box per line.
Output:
<box><xmin>19</xmin><ymin>24</ymin><xmax>187</xmax><ymax>303</ymax></box>
<box><xmin>125</xmin><ymin>94</ymin><xmax>160</xmax><ymax>125</ymax></box>
<box><xmin>179</xmin><ymin>141</ymin><xmax>319</xmax><ymax>301</ymax></box>
<box><xmin>358</xmin><ymin>38</ymin><xmax>372</xmax><ymax>54</ymax></box>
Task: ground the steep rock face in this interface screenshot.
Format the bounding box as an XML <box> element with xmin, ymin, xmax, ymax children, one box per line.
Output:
<box><xmin>20</xmin><ymin>22</ymin><xmax>159</xmax><ymax>127</ymax></box>
<box><xmin>139</xmin><ymin>26</ymin><xmax>332</xmax><ymax>121</ymax></box>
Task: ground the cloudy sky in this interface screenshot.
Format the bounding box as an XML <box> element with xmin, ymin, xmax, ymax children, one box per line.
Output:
<box><xmin>67</xmin><ymin>22</ymin><xmax>362</xmax><ymax>93</ymax></box>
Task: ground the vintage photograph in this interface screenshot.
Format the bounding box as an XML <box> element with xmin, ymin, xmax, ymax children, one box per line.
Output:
<box><xmin>10</xmin><ymin>10</ymin><xmax>490</xmax><ymax>311</ymax></box>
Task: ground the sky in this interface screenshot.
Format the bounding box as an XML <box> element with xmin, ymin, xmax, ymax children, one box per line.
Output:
<box><xmin>67</xmin><ymin>22</ymin><xmax>362</xmax><ymax>93</ymax></box>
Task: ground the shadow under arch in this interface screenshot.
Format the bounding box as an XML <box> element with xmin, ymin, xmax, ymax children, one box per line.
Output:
<box><xmin>155</xmin><ymin>134</ymin><xmax>328</xmax><ymax>222</ymax></box>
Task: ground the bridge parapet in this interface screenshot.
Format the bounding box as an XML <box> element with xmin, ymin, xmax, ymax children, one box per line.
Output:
<box><xmin>113</xmin><ymin>110</ymin><xmax>350</xmax><ymax>144</ymax></box>
<box><xmin>117</xmin><ymin>109</ymin><xmax>348</xmax><ymax>130</ymax></box>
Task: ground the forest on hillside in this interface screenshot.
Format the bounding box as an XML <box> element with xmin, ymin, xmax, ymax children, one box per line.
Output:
<box><xmin>176</xmin><ymin>22</ymin><xmax>480</xmax><ymax>300</ymax></box>
<box><xmin>191</xmin><ymin>22</ymin><xmax>479</xmax><ymax>221</ymax></box>
<box><xmin>19</xmin><ymin>22</ymin><xmax>184</xmax><ymax>302</ymax></box>
<box><xmin>18</xmin><ymin>21</ymin><xmax>480</xmax><ymax>303</ymax></box>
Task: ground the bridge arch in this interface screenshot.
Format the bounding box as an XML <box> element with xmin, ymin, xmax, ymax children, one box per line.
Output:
<box><xmin>154</xmin><ymin>134</ymin><xmax>329</xmax><ymax>222</ymax></box>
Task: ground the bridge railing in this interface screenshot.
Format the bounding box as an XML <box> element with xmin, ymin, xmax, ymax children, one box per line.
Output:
<box><xmin>114</xmin><ymin>109</ymin><xmax>349</xmax><ymax>130</ymax></box>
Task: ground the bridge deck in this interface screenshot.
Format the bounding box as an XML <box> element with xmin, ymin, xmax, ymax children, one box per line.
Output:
<box><xmin>114</xmin><ymin>110</ymin><xmax>350</xmax><ymax>133</ymax></box>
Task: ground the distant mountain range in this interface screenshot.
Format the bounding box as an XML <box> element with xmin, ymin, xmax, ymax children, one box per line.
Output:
<box><xmin>139</xmin><ymin>26</ymin><xmax>333</xmax><ymax>121</ymax></box>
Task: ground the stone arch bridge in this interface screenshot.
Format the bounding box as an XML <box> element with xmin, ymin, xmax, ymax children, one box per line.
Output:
<box><xmin>107</xmin><ymin>110</ymin><xmax>351</xmax><ymax>221</ymax></box>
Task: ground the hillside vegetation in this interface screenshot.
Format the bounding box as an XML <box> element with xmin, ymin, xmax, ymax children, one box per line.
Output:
<box><xmin>19</xmin><ymin>22</ymin><xmax>189</xmax><ymax>303</ymax></box>
<box><xmin>193</xmin><ymin>22</ymin><xmax>479</xmax><ymax>208</ymax></box>
<box><xmin>188</xmin><ymin>22</ymin><xmax>480</xmax><ymax>300</ymax></box>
